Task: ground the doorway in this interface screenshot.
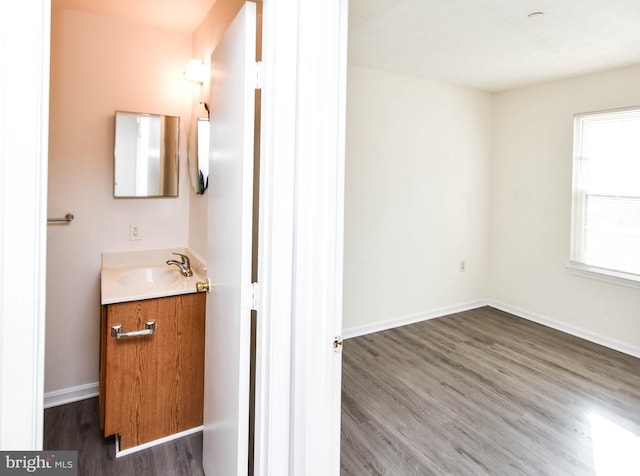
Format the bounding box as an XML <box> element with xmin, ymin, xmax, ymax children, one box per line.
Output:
<box><xmin>2</xmin><ymin>2</ymin><xmax>348</xmax><ymax>474</ymax></box>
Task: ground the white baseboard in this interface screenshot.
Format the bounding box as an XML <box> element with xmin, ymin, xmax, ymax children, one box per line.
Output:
<box><xmin>487</xmin><ymin>300</ymin><xmax>640</xmax><ymax>359</ymax></box>
<box><xmin>343</xmin><ymin>299</ymin><xmax>640</xmax><ymax>360</ymax></box>
<box><xmin>342</xmin><ymin>300</ymin><xmax>488</xmax><ymax>339</ymax></box>
<box><xmin>115</xmin><ymin>426</ymin><xmax>203</xmax><ymax>458</ymax></box>
<box><xmin>44</xmin><ymin>382</ymin><xmax>99</xmax><ymax>409</ymax></box>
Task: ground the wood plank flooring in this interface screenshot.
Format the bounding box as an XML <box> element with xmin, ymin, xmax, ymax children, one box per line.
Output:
<box><xmin>341</xmin><ymin>306</ymin><xmax>640</xmax><ymax>476</ymax></box>
<box><xmin>44</xmin><ymin>306</ymin><xmax>640</xmax><ymax>475</ymax></box>
<box><xmin>44</xmin><ymin>398</ymin><xmax>204</xmax><ymax>475</ymax></box>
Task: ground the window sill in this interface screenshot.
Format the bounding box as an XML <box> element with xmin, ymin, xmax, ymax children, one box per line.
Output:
<box><xmin>567</xmin><ymin>262</ymin><xmax>640</xmax><ymax>290</ymax></box>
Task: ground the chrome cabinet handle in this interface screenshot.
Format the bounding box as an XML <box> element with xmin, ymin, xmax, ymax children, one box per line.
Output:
<box><xmin>111</xmin><ymin>321</ymin><xmax>156</xmax><ymax>339</ymax></box>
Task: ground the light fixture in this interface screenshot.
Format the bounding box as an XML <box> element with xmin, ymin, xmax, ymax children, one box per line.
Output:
<box><xmin>184</xmin><ymin>59</ymin><xmax>208</xmax><ymax>85</ymax></box>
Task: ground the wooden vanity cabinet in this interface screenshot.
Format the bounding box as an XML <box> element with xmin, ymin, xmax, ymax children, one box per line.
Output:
<box><xmin>99</xmin><ymin>293</ymin><xmax>206</xmax><ymax>450</ymax></box>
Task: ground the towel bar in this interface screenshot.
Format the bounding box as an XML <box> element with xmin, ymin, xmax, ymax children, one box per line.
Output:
<box><xmin>47</xmin><ymin>213</ymin><xmax>74</xmax><ymax>223</ymax></box>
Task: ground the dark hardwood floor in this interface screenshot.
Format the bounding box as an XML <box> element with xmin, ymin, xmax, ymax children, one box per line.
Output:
<box><xmin>340</xmin><ymin>306</ymin><xmax>640</xmax><ymax>475</ymax></box>
<box><xmin>44</xmin><ymin>306</ymin><xmax>640</xmax><ymax>475</ymax></box>
<box><xmin>44</xmin><ymin>398</ymin><xmax>204</xmax><ymax>476</ymax></box>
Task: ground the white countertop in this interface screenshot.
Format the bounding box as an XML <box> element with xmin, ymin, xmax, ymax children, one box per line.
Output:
<box><xmin>100</xmin><ymin>248</ymin><xmax>207</xmax><ymax>305</ymax></box>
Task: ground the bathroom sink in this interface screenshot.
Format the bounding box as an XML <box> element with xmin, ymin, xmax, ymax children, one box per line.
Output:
<box><xmin>101</xmin><ymin>249</ymin><xmax>205</xmax><ymax>304</ymax></box>
<box><xmin>118</xmin><ymin>267</ymin><xmax>181</xmax><ymax>287</ymax></box>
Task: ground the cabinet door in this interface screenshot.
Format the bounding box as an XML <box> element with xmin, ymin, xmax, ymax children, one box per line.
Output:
<box><xmin>103</xmin><ymin>293</ymin><xmax>205</xmax><ymax>450</ymax></box>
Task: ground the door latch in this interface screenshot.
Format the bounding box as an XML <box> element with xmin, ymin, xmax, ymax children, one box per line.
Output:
<box><xmin>333</xmin><ymin>336</ymin><xmax>343</xmax><ymax>353</ymax></box>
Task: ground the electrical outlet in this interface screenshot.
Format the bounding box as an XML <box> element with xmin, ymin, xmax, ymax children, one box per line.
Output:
<box><xmin>459</xmin><ymin>260</ymin><xmax>466</xmax><ymax>272</ymax></box>
<box><xmin>130</xmin><ymin>224</ymin><xmax>141</xmax><ymax>241</ymax></box>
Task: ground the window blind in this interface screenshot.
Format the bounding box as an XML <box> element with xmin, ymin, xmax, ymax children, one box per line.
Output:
<box><xmin>570</xmin><ymin>107</ymin><xmax>640</xmax><ymax>281</ymax></box>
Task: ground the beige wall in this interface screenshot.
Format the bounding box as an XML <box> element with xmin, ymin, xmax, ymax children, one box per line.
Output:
<box><xmin>46</xmin><ymin>0</ymin><xmax>254</xmax><ymax>400</ymax></box>
<box><xmin>46</xmin><ymin>8</ymin><xmax>192</xmax><ymax>395</ymax></box>
<box><xmin>490</xmin><ymin>64</ymin><xmax>640</xmax><ymax>353</ymax></box>
<box><xmin>343</xmin><ymin>65</ymin><xmax>493</xmax><ymax>332</ymax></box>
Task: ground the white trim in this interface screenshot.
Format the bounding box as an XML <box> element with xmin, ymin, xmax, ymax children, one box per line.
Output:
<box><xmin>287</xmin><ymin>1</ymin><xmax>347</xmax><ymax>474</ymax></box>
<box><xmin>0</xmin><ymin>0</ymin><xmax>50</xmax><ymax>450</ymax></box>
<box><xmin>254</xmin><ymin>0</ymin><xmax>350</xmax><ymax>473</ymax></box>
<box><xmin>566</xmin><ymin>262</ymin><xmax>640</xmax><ymax>290</ymax></box>
<box><xmin>343</xmin><ymin>300</ymin><xmax>488</xmax><ymax>339</ymax></box>
<box><xmin>253</xmin><ymin>0</ymin><xmax>298</xmax><ymax>474</ymax></box>
<box><xmin>115</xmin><ymin>426</ymin><xmax>203</xmax><ymax>458</ymax></box>
<box><xmin>330</xmin><ymin>0</ymin><xmax>348</xmax><ymax>471</ymax></box>
<box><xmin>488</xmin><ymin>300</ymin><xmax>640</xmax><ymax>359</ymax></box>
<box><xmin>44</xmin><ymin>382</ymin><xmax>99</xmax><ymax>409</ymax></box>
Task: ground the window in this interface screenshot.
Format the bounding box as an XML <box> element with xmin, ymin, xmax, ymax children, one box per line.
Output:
<box><xmin>570</xmin><ymin>107</ymin><xmax>640</xmax><ymax>286</ymax></box>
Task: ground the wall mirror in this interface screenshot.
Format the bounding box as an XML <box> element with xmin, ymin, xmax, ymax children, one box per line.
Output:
<box><xmin>188</xmin><ymin>103</ymin><xmax>210</xmax><ymax>194</ymax></box>
<box><xmin>114</xmin><ymin>111</ymin><xmax>180</xmax><ymax>198</ymax></box>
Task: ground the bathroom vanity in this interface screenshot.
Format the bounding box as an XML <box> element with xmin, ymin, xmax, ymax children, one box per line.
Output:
<box><xmin>99</xmin><ymin>249</ymin><xmax>207</xmax><ymax>453</ymax></box>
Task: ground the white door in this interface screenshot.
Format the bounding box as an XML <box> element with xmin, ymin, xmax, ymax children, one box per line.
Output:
<box><xmin>203</xmin><ymin>3</ymin><xmax>256</xmax><ymax>475</ymax></box>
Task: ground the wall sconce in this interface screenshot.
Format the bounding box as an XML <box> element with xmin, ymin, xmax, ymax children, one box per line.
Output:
<box><xmin>184</xmin><ymin>59</ymin><xmax>208</xmax><ymax>85</ymax></box>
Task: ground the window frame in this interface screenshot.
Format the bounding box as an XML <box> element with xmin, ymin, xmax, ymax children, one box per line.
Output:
<box><xmin>568</xmin><ymin>106</ymin><xmax>640</xmax><ymax>289</ymax></box>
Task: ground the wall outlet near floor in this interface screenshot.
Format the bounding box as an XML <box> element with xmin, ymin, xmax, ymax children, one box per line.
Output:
<box><xmin>459</xmin><ymin>260</ymin><xmax>466</xmax><ymax>272</ymax></box>
<box><xmin>130</xmin><ymin>224</ymin><xmax>141</xmax><ymax>241</ymax></box>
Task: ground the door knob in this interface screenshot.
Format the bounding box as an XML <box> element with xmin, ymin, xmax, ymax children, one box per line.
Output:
<box><xmin>196</xmin><ymin>279</ymin><xmax>211</xmax><ymax>293</ymax></box>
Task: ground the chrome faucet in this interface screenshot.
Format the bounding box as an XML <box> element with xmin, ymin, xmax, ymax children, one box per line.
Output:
<box><xmin>166</xmin><ymin>253</ymin><xmax>193</xmax><ymax>277</ymax></box>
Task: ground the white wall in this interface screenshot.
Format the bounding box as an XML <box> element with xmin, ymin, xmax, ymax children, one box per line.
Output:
<box><xmin>343</xmin><ymin>65</ymin><xmax>492</xmax><ymax>332</ymax></box>
<box><xmin>46</xmin><ymin>9</ymin><xmax>192</xmax><ymax>396</ymax></box>
<box><xmin>490</xmin><ymin>65</ymin><xmax>640</xmax><ymax>353</ymax></box>
<box><xmin>345</xmin><ymin>63</ymin><xmax>640</xmax><ymax>356</ymax></box>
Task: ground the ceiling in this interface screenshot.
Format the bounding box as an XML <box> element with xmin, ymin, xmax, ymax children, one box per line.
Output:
<box><xmin>54</xmin><ymin>0</ymin><xmax>640</xmax><ymax>92</ymax></box>
<box><xmin>52</xmin><ymin>0</ymin><xmax>216</xmax><ymax>33</ymax></box>
<box><xmin>349</xmin><ymin>0</ymin><xmax>640</xmax><ymax>92</ymax></box>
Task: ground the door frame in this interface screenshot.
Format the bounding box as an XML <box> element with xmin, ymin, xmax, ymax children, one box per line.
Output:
<box><xmin>0</xmin><ymin>0</ymin><xmax>50</xmax><ymax>449</ymax></box>
<box><xmin>255</xmin><ymin>0</ymin><xmax>348</xmax><ymax>474</ymax></box>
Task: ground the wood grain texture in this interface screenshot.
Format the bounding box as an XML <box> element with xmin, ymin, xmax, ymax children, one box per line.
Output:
<box><xmin>44</xmin><ymin>398</ymin><xmax>204</xmax><ymax>476</ymax></box>
<box><xmin>102</xmin><ymin>293</ymin><xmax>206</xmax><ymax>449</ymax></box>
<box><xmin>341</xmin><ymin>306</ymin><xmax>640</xmax><ymax>476</ymax></box>
<box><xmin>100</xmin><ymin>305</ymin><xmax>107</xmax><ymax>429</ymax></box>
